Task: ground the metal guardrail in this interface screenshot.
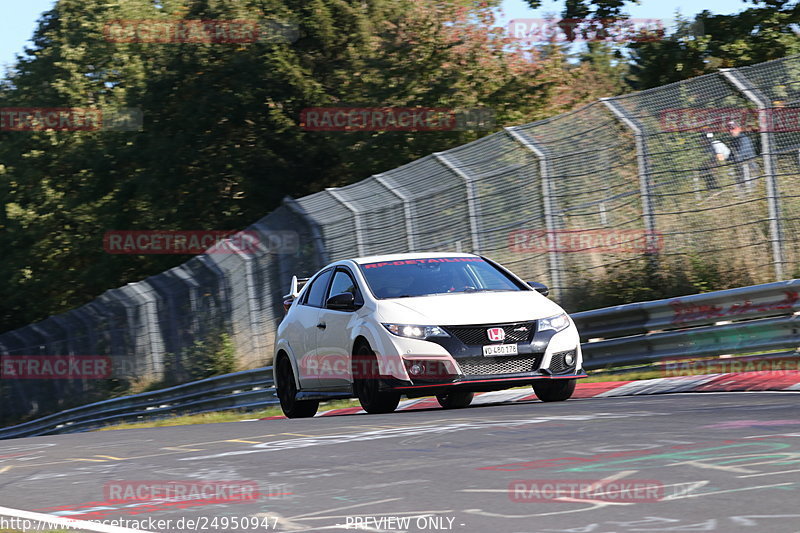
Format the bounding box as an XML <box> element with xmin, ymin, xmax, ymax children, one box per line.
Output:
<box><xmin>3</xmin><ymin>280</ymin><xmax>799</xmax><ymax>440</ymax></box>
<box><xmin>0</xmin><ymin>368</ymin><xmax>276</xmax><ymax>440</ymax></box>
<box><xmin>572</xmin><ymin>279</ymin><xmax>800</xmax><ymax>370</ymax></box>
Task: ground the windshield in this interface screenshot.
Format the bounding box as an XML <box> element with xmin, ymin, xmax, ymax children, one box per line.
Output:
<box><xmin>359</xmin><ymin>257</ymin><xmax>527</xmax><ymax>299</ymax></box>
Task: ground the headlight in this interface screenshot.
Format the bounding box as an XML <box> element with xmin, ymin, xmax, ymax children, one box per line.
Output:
<box><xmin>539</xmin><ymin>313</ymin><xmax>570</xmax><ymax>332</ymax></box>
<box><xmin>382</xmin><ymin>324</ymin><xmax>450</xmax><ymax>339</ymax></box>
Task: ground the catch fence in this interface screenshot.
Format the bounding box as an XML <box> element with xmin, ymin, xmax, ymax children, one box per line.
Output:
<box><xmin>3</xmin><ymin>55</ymin><xmax>800</xmax><ymax>425</ymax></box>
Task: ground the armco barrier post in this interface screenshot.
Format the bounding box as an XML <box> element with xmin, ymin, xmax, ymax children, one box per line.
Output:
<box><xmin>505</xmin><ymin>126</ymin><xmax>564</xmax><ymax>299</ymax></box>
<box><xmin>720</xmin><ymin>68</ymin><xmax>785</xmax><ymax>281</ymax></box>
<box><xmin>434</xmin><ymin>152</ymin><xmax>482</xmax><ymax>255</ymax></box>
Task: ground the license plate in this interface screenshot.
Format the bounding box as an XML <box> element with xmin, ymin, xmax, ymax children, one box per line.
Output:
<box><xmin>483</xmin><ymin>344</ymin><xmax>518</xmax><ymax>357</ymax></box>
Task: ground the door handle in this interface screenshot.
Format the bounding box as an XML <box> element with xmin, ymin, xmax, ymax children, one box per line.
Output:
<box><xmin>316</xmin><ymin>322</ymin><xmax>327</xmax><ymax>329</ymax></box>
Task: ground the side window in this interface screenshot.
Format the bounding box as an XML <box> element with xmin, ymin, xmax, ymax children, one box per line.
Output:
<box><xmin>302</xmin><ymin>269</ymin><xmax>333</xmax><ymax>308</ymax></box>
<box><xmin>328</xmin><ymin>270</ymin><xmax>358</xmax><ymax>299</ymax></box>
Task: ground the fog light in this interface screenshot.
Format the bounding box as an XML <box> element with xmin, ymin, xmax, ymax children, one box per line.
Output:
<box><xmin>564</xmin><ymin>352</ymin><xmax>575</xmax><ymax>366</ymax></box>
<box><xmin>409</xmin><ymin>363</ymin><xmax>424</xmax><ymax>376</ymax></box>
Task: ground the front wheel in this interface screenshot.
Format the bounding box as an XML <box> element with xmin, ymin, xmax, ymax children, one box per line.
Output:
<box><xmin>276</xmin><ymin>356</ymin><xmax>319</xmax><ymax>418</ymax></box>
<box><xmin>533</xmin><ymin>379</ymin><xmax>576</xmax><ymax>402</ymax></box>
<box><xmin>353</xmin><ymin>344</ymin><xmax>400</xmax><ymax>414</ymax></box>
<box><xmin>436</xmin><ymin>391</ymin><xmax>474</xmax><ymax>409</ymax></box>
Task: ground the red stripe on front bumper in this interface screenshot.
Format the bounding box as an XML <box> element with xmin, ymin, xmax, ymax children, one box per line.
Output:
<box><xmin>393</xmin><ymin>373</ymin><xmax>588</xmax><ymax>390</ymax></box>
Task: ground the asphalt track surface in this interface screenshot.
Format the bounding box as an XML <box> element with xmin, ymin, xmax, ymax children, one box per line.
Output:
<box><xmin>1</xmin><ymin>392</ymin><xmax>800</xmax><ymax>533</ymax></box>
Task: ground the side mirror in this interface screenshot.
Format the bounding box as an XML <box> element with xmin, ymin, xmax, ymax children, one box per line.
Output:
<box><xmin>326</xmin><ymin>292</ymin><xmax>356</xmax><ymax>311</ymax></box>
<box><xmin>527</xmin><ymin>281</ymin><xmax>549</xmax><ymax>297</ymax></box>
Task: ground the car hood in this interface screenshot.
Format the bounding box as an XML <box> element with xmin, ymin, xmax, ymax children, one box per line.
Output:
<box><xmin>375</xmin><ymin>291</ymin><xmax>565</xmax><ymax>326</ymax></box>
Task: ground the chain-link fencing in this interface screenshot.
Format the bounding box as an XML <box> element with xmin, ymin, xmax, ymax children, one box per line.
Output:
<box><xmin>3</xmin><ymin>55</ymin><xmax>800</xmax><ymax>426</ymax></box>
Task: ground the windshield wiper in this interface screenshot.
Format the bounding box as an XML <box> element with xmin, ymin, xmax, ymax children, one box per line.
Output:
<box><xmin>389</xmin><ymin>290</ymin><xmax>512</xmax><ymax>298</ymax></box>
<box><xmin>462</xmin><ymin>288</ymin><xmax>512</xmax><ymax>293</ymax></box>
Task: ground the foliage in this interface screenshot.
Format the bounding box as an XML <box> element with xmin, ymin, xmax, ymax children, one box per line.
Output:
<box><xmin>628</xmin><ymin>0</ymin><xmax>800</xmax><ymax>89</ymax></box>
<box><xmin>163</xmin><ymin>331</ymin><xmax>237</xmax><ymax>384</ymax></box>
<box><xmin>0</xmin><ymin>0</ymin><xmax>625</xmax><ymax>332</ymax></box>
<box><xmin>562</xmin><ymin>253</ymin><xmax>755</xmax><ymax>313</ymax></box>
<box><xmin>523</xmin><ymin>0</ymin><xmax>637</xmax><ymax>18</ymax></box>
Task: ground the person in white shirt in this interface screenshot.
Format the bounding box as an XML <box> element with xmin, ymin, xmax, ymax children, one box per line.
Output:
<box><xmin>699</xmin><ymin>132</ymin><xmax>730</xmax><ymax>190</ymax></box>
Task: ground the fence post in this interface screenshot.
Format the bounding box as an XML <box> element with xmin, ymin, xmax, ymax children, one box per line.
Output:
<box><xmin>126</xmin><ymin>282</ymin><xmax>165</xmax><ymax>380</ymax></box>
<box><xmin>505</xmin><ymin>126</ymin><xmax>565</xmax><ymax>298</ymax></box>
<box><xmin>283</xmin><ymin>196</ymin><xmax>330</xmax><ymax>265</ymax></box>
<box><xmin>326</xmin><ymin>188</ymin><xmax>366</xmax><ymax>257</ymax></box>
<box><xmin>600</xmin><ymin>98</ymin><xmax>659</xmax><ymax>257</ymax></box>
<box><xmin>720</xmin><ymin>68</ymin><xmax>785</xmax><ymax>281</ymax></box>
<box><xmin>233</xmin><ymin>243</ymin><xmax>269</xmax><ymax>365</ymax></box>
<box><xmin>252</xmin><ymin>219</ymin><xmax>290</xmax><ymax>321</ymax></box>
<box><xmin>434</xmin><ymin>152</ymin><xmax>482</xmax><ymax>254</ymax></box>
<box><xmin>374</xmin><ymin>174</ymin><xmax>417</xmax><ymax>252</ymax></box>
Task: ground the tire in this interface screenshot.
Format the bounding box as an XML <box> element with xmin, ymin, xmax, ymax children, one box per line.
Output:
<box><xmin>533</xmin><ymin>379</ymin><xmax>577</xmax><ymax>402</ymax></box>
<box><xmin>353</xmin><ymin>343</ymin><xmax>400</xmax><ymax>414</ymax></box>
<box><xmin>436</xmin><ymin>391</ymin><xmax>474</xmax><ymax>409</ymax></box>
<box><xmin>276</xmin><ymin>356</ymin><xmax>319</xmax><ymax>418</ymax></box>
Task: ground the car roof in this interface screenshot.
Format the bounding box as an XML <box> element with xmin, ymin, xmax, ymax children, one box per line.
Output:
<box><xmin>351</xmin><ymin>252</ymin><xmax>479</xmax><ymax>265</ymax></box>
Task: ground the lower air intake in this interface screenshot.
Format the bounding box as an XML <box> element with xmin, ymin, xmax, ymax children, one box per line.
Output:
<box><xmin>457</xmin><ymin>355</ymin><xmax>542</xmax><ymax>376</ymax></box>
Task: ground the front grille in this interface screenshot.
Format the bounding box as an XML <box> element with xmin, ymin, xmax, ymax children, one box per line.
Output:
<box><xmin>457</xmin><ymin>355</ymin><xmax>542</xmax><ymax>376</ymax></box>
<box><xmin>549</xmin><ymin>350</ymin><xmax>577</xmax><ymax>374</ymax></box>
<box><xmin>444</xmin><ymin>322</ymin><xmax>536</xmax><ymax>346</ymax></box>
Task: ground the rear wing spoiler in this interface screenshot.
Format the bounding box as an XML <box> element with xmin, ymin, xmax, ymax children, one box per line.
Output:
<box><xmin>283</xmin><ymin>275</ymin><xmax>310</xmax><ymax>300</ymax></box>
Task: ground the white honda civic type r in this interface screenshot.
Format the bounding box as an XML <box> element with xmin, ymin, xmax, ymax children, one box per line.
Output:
<box><xmin>273</xmin><ymin>252</ymin><xmax>586</xmax><ymax>418</ymax></box>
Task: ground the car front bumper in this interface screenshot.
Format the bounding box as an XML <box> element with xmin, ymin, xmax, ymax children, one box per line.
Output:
<box><xmin>380</xmin><ymin>369</ymin><xmax>588</xmax><ymax>397</ymax></box>
<box><xmin>374</xmin><ymin>322</ymin><xmax>585</xmax><ymax>394</ymax></box>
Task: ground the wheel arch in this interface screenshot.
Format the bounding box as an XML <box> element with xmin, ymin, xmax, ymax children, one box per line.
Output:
<box><xmin>352</xmin><ymin>335</ymin><xmax>371</xmax><ymax>353</ymax></box>
<box><xmin>274</xmin><ymin>348</ymin><xmax>301</xmax><ymax>390</ymax></box>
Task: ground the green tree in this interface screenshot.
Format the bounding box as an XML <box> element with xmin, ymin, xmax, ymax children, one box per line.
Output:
<box><xmin>0</xmin><ymin>0</ymin><xmax>627</xmax><ymax>332</ymax></box>
<box><xmin>628</xmin><ymin>0</ymin><xmax>800</xmax><ymax>89</ymax></box>
<box><xmin>519</xmin><ymin>0</ymin><xmax>635</xmax><ymax>91</ymax></box>
<box><xmin>523</xmin><ymin>0</ymin><xmax>636</xmax><ymax>16</ymax></box>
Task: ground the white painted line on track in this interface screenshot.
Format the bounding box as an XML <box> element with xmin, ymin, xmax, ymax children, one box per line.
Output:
<box><xmin>0</xmin><ymin>506</ymin><xmax>157</xmax><ymax>533</ymax></box>
<box><xmin>738</xmin><ymin>468</ymin><xmax>800</xmax><ymax>478</ymax></box>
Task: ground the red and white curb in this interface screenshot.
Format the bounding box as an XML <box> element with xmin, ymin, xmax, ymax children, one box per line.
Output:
<box><xmin>260</xmin><ymin>371</ymin><xmax>800</xmax><ymax>420</ymax></box>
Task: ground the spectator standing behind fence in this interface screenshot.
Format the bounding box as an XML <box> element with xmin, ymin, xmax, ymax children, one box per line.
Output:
<box><xmin>699</xmin><ymin>132</ymin><xmax>729</xmax><ymax>191</ymax></box>
<box><xmin>728</xmin><ymin>121</ymin><xmax>758</xmax><ymax>194</ymax></box>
